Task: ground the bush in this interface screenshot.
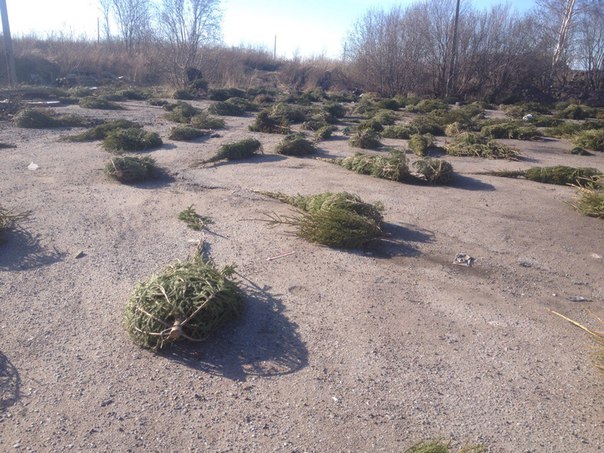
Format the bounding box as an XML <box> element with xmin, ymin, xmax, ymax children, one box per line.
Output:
<box><xmin>376</xmin><ymin>98</ymin><xmax>400</xmax><ymax>110</ymax></box>
<box><xmin>79</xmin><ymin>97</ymin><xmax>124</xmax><ymax>110</ymax></box>
<box><xmin>249</xmin><ymin>110</ymin><xmax>289</xmax><ymax>134</ymax></box>
<box><xmin>558</xmin><ymin>104</ymin><xmax>595</xmax><ymax>120</ymax></box>
<box><xmin>371</xmin><ymin>109</ymin><xmax>398</xmax><ymax>125</ymax></box>
<box><xmin>382</xmin><ymin>125</ymin><xmax>415</xmax><ymax>139</ymax></box>
<box><xmin>104</xmin><ymin>156</ymin><xmax>157</xmax><ymax>183</ymax></box>
<box><xmin>117</xmin><ymin>88</ymin><xmax>149</xmax><ymax>100</ymax></box>
<box><xmin>315</xmin><ymin>125</ymin><xmax>337</xmax><ymax>140</ymax></box>
<box><xmin>208</xmin><ymin>87</ymin><xmax>247</xmax><ymax>101</ymax></box>
<box><xmin>165</xmin><ymin>101</ymin><xmax>201</xmax><ymax>123</ymax></box>
<box><xmin>173</xmin><ymin>89</ymin><xmax>196</xmax><ymax>100</ymax></box>
<box><xmin>261</xmin><ymin>192</ymin><xmax>384</xmax><ymax>248</ymax></box>
<box><xmin>275</xmin><ymin>133</ymin><xmax>316</xmax><ymax>156</ymax></box>
<box><xmin>525</xmin><ymin>166</ymin><xmax>601</xmax><ymax>185</ymax></box>
<box><xmin>190</xmin><ymin>112</ymin><xmax>226</xmax><ymax>129</ymax></box>
<box><xmin>410</xmin><ymin>116</ymin><xmax>445</xmax><ymax>135</ymax></box>
<box><xmin>64</xmin><ymin>119</ymin><xmax>141</xmax><ymax>142</ymax></box>
<box><xmin>481</xmin><ymin>122</ymin><xmax>542</xmax><ymax>140</ymax></box>
<box><xmin>123</xmin><ymin>254</ymin><xmax>243</xmax><ymax>350</ymax></box>
<box><xmin>68</xmin><ymin>86</ymin><xmax>93</xmax><ymax>98</ymax></box>
<box><xmin>148</xmin><ymin>98</ymin><xmax>169</xmax><ymax>107</ymax></box>
<box><xmin>103</xmin><ymin>128</ymin><xmax>163</xmax><ymax>152</ymax></box>
<box><xmin>0</xmin><ymin>206</ymin><xmax>30</xmax><ymax>244</ymax></box>
<box><xmin>168</xmin><ymin>126</ymin><xmax>210</xmax><ymax>141</ymax></box>
<box><xmin>208</xmin><ymin>101</ymin><xmax>245</xmax><ymax>116</ymax></box>
<box><xmin>14</xmin><ymin>108</ymin><xmax>90</xmax><ymax>128</ymax></box>
<box><xmin>338</xmin><ymin>151</ymin><xmax>408</xmax><ymax>182</ymax></box>
<box><xmin>571</xmin><ymin>176</ymin><xmax>604</xmax><ymax>218</ymax></box>
<box><xmin>409</xmin><ymin>99</ymin><xmax>448</xmax><ymax>113</ymax></box>
<box><xmin>349</xmin><ymin>129</ymin><xmax>382</xmax><ymax>149</ymax></box>
<box><xmin>446</xmin><ymin>132</ymin><xmax>519</xmax><ymax>159</ymax></box>
<box><xmin>409</xmin><ymin>134</ymin><xmax>434</xmax><ymax>156</ymax></box>
<box><xmin>271</xmin><ymin>102</ymin><xmax>307</xmax><ymax>124</ymax></box>
<box><xmin>322</xmin><ymin>102</ymin><xmax>347</xmax><ymax>118</ymax></box>
<box><xmin>202</xmin><ymin>138</ymin><xmax>262</xmax><ymax>164</ymax></box>
<box><xmin>358</xmin><ymin>118</ymin><xmax>384</xmax><ymax>133</ymax></box>
<box><xmin>225</xmin><ymin>97</ymin><xmax>258</xmax><ymax>112</ymax></box>
<box><xmin>573</xmin><ymin>129</ymin><xmax>604</xmax><ymax>151</ymax></box>
<box><xmin>412</xmin><ymin>158</ymin><xmax>454</xmax><ymax>184</ymax></box>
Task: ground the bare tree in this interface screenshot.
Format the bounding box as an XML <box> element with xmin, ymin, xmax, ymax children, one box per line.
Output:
<box><xmin>156</xmin><ymin>0</ymin><xmax>222</xmax><ymax>86</ymax></box>
<box><xmin>574</xmin><ymin>0</ymin><xmax>604</xmax><ymax>90</ymax></box>
<box><xmin>98</xmin><ymin>0</ymin><xmax>151</xmax><ymax>52</ymax></box>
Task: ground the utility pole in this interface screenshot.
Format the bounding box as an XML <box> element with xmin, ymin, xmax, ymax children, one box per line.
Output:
<box><xmin>446</xmin><ymin>0</ymin><xmax>461</xmax><ymax>98</ymax></box>
<box><xmin>273</xmin><ymin>35</ymin><xmax>277</xmax><ymax>60</ymax></box>
<box><xmin>0</xmin><ymin>0</ymin><xmax>17</xmax><ymax>87</ymax></box>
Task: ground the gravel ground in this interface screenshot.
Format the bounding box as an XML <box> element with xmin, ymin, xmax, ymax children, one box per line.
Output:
<box><xmin>1</xmin><ymin>100</ymin><xmax>603</xmax><ymax>452</ymax></box>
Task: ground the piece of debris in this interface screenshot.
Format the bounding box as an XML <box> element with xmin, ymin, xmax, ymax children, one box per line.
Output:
<box><xmin>27</xmin><ymin>162</ymin><xmax>39</xmax><ymax>171</ymax></box>
<box><xmin>74</xmin><ymin>250</ymin><xmax>85</xmax><ymax>259</ymax></box>
<box><xmin>522</xmin><ymin>113</ymin><xmax>534</xmax><ymax>121</ymax></box>
<box><xmin>453</xmin><ymin>253</ymin><xmax>475</xmax><ymax>266</ymax></box>
<box><xmin>590</xmin><ymin>253</ymin><xmax>602</xmax><ymax>259</ymax></box>
<box><xmin>567</xmin><ymin>295</ymin><xmax>591</xmax><ymax>302</ymax></box>
<box><xmin>267</xmin><ymin>251</ymin><xmax>296</xmax><ymax>261</ymax></box>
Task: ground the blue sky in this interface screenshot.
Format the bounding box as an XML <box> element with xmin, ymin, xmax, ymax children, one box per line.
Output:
<box><xmin>6</xmin><ymin>0</ymin><xmax>536</xmax><ymax>58</ymax></box>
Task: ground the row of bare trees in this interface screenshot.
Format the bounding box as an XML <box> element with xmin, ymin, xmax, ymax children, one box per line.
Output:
<box><xmin>344</xmin><ymin>0</ymin><xmax>604</xmax><ymax>101</ymax></box>
<box><xmin>99</xmin><ymin>0</ymin><xmax>221</xmax><ymax>85</ymax></box>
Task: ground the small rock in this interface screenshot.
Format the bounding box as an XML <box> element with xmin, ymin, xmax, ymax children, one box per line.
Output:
<box><xmin>568</xmin><ymin>295</ymin><xmax>591</xmax><ymax>302</ymax></box>
<box><xmin>74</xmin><ymin>251</ymin><xmax>85</xmax><ymax>259</ymax></box>
<box><xmin>27</xmin><ymin>162</ymin><xmax>39</xmax><ymax>171</ymax></box>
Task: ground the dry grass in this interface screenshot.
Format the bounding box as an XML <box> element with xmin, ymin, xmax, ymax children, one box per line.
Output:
<box><xmin>0</xmin><ymin>206</ymin><xmax>30</xmax><ymax>243</ymax></box>
<box><xmin>275</xmin><ymin>134</ymin><xmax>316</xmax><ymax>156</ymax></box>
<box><xmin>102</xmin><ymin>128</ymin><xmax>163</xmax><ymax>153</ymax></box>
<box><xmin>201</xmin><ymin>138</ymin><xmax>262</xmax><ymax>165</ymax></box>
<box><xmin>446</xmin><ymin>132</ymin><xmax>519</xmax><ymax>160</ymax></box>
<box><xmin>570</xmin><ymin>176</ymin><xmax>604</xmax><ymax>218</ymax></box>
<box><xmin>104</xmin><ymin>156</ymin><xmax>157</xmax><ymax>183</ymax></box>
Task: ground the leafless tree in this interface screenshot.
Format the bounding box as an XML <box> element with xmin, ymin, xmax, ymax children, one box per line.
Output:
<box><xmin>98</xmin><ymin>0</ymin><xmax>151</xmax><ymax>53</ymax></box>
<box><xmin>156</xmin><ymin>0</ymin><xmax>222</xmax><ymax>86</ymax></box>
<box><xmin>573</xmin><ymin>0</ymin><xmax>604</xmax><ymax>90</ymax></box>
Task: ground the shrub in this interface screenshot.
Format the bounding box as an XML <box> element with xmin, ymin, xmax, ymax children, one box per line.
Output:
<box><xmin>201</xmin><ymin>138</ymin><xmax>262</xmax><ymax>164</ymax></box>
<box><xmin>103</xmin><ymin>128</ymin><xmax>163</xmax><ymax>152</ymax></box>
<box><xmin>338</xmin><ymin>151</ymin><xmax>408</xmax><ymax>182</ymax></box>
<box><xmin>409</xmin><ymin>99</ymin><xmax>448</xmax><ymax>113</ymax></box>
<box><xmin>208</xmin><ymin>87</ymin><xmax>247</xmax><ymax>101</ymax></box>
<box><xmin>249</xmin><ymin>110</ymin><xmax>289</xmax><ymax>134</ymax></box>
<box><xmin>571</xmin><ymin>176</ymin><xmax>604</xmax><ymax>218</ymax></box>
<box><xmin>302</xmin><ymin>119</ymin><xmax>329</xmax><ymax>131</ymax></box>
<box><xmin>371</xmin><ymin>109</ymin><xmax>398</xmax><ymax>125</ymax></box>
<box><xmin>165</xmin><ymin>101</ymin><xmax>201</xmax><ymax>123</ymax></box>
<box><xmin>225</xmin><ymin>97</ymin><xmax>258</xmax><ymax>112</ymax></box>
<box><xmin>412</xmin><ymin>158</ymin><xmax>454</xmax><ymax>184</ymax></box>
<box><xmin>349</xmin><ymin>129</ymin><xmax>382</xmax><ymax>149</ymax></box>
<box><xmin>117</xmin><ymin>88</ymin><xmax>149</xmax><ymax>100</ymax></box>
<box><xmin>173</xmin><ymin>89</ymin><xmax>196</xmax><ymax>100</ymax></box>
<box><xmin>315</xmin><ymin>125</ymin><xmax>337</xmax><ymax>140</ymax></box>
<box><xmin>481</xmin><ymin>122</ymin><xmax>542</xmax><ymax>140</ymax></box>
<box><xmin>68</xmin><ymin>86</ymin><xmax>93</xmax><ymax>98</ymax></box>
<box><xmin>208</xmin><ymin>101</ymin><xmax>245</xmax><ymax>116</ymax></box>
<box><xmin>104</xmin><ymin>156</ymin><xmax>157</xmax><ymax>183</ymax></box>
<box><xmin>322</xmin><ymin>102</ymin><xmax>347</xmax><ymax>118</ymax></box>
<box><xmin>0</xmin><ymin>206</ymin><xmax>30</xmax><ymax>244</ymax></box>
<box><xmin>271</xmin><ymin>102</ymin><xmax>307</xmax><ymax>124</ymax></box>
<box><xmin>275</xmin><ymin>133</ymin><xmax>316</xmax><ymax>156</ymax></box>
<box><xmin>123</xmin><ymin>254</ymin><xmax>243</xmax><ymax>350</ymax></box>
<box><xmin>410</xmin><ymin>116</ymin><xmax>445</xmax><ymax>135</ymax></box>
<box><xmin>168</xmin><ymin>126</ymin><xmax>210</xmax><ymax>141</ymax></box>
<box><xmin>79</xmin><ymin>97</ymin><xmax>124</xmax><ymax>110</ymax></box>
<box><xmin>261</xmin><ymin>192</ymin><xmax>384</xmax><ymax>248</ymax></box>
<box><xmin>525</xmin><ymin>166</ymin><xmax>601</xmax><ymax>185</ymax></box>
<box><xmin>568</xmin><ymin>147</ymin><xmax>593</xmax><ymax>156</ymax></box>
<box><xmin>409</xmin><ymin>133</ymin><xmax>434</xmax><ymax>156</ymax></box>
<box><xmin>376</xmin><ymin>98</ymin><xmax>400</xmax><ymax>110</ymax></box>
<box><xmin>358</xmin><ymin>118</ymin><xmax>384</xmax><ymax>133</ymax></box>
<box><xmin>14</xmin><ymin>108</ymin><xmax>90</xmax><ymax>128</ymax></box>
<box><xmin>573</xmin><ymin>129</ymin><xmax>604</xmax><ymax>151</ymax></box>
<box><xmin>446</xmin><ymin>132</ymin><xmax>519</xmax><ymax>159</ymax></box>
<box><xmin>382</xmin><ymin>125</ymin><xmax>415</xmax><ymax>139</ymax></box>
<box><xmin>148</xmin><ymin>98</ymin><xmax>169</xmax><ymax>107</ymax></box>
<box><xmin>558</xmin><ymin>104</ymin><xmax>595</xmax><ymax>120</ymax></box>
<box><xmin>64</xmin><ymin>119</ymin><xmax>141</xmax><ymax>142</ymax></box>
<box><xmin>190</xmin><ymin>112</ymin><xmax>226</xmax><ymax>129</ymax></box>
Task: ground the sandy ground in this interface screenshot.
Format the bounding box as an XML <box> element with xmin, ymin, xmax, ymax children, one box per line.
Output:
<box><xmin>1</xmin><ymin>100</ymin><xmax>603</xmax><ymax>452</ymax></box>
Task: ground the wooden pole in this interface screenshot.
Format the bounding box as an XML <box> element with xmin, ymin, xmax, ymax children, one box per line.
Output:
<box><xmin>0</xmin><ymin>0</ymin><xmax>16</xmax><ymax>87</ymax></box>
